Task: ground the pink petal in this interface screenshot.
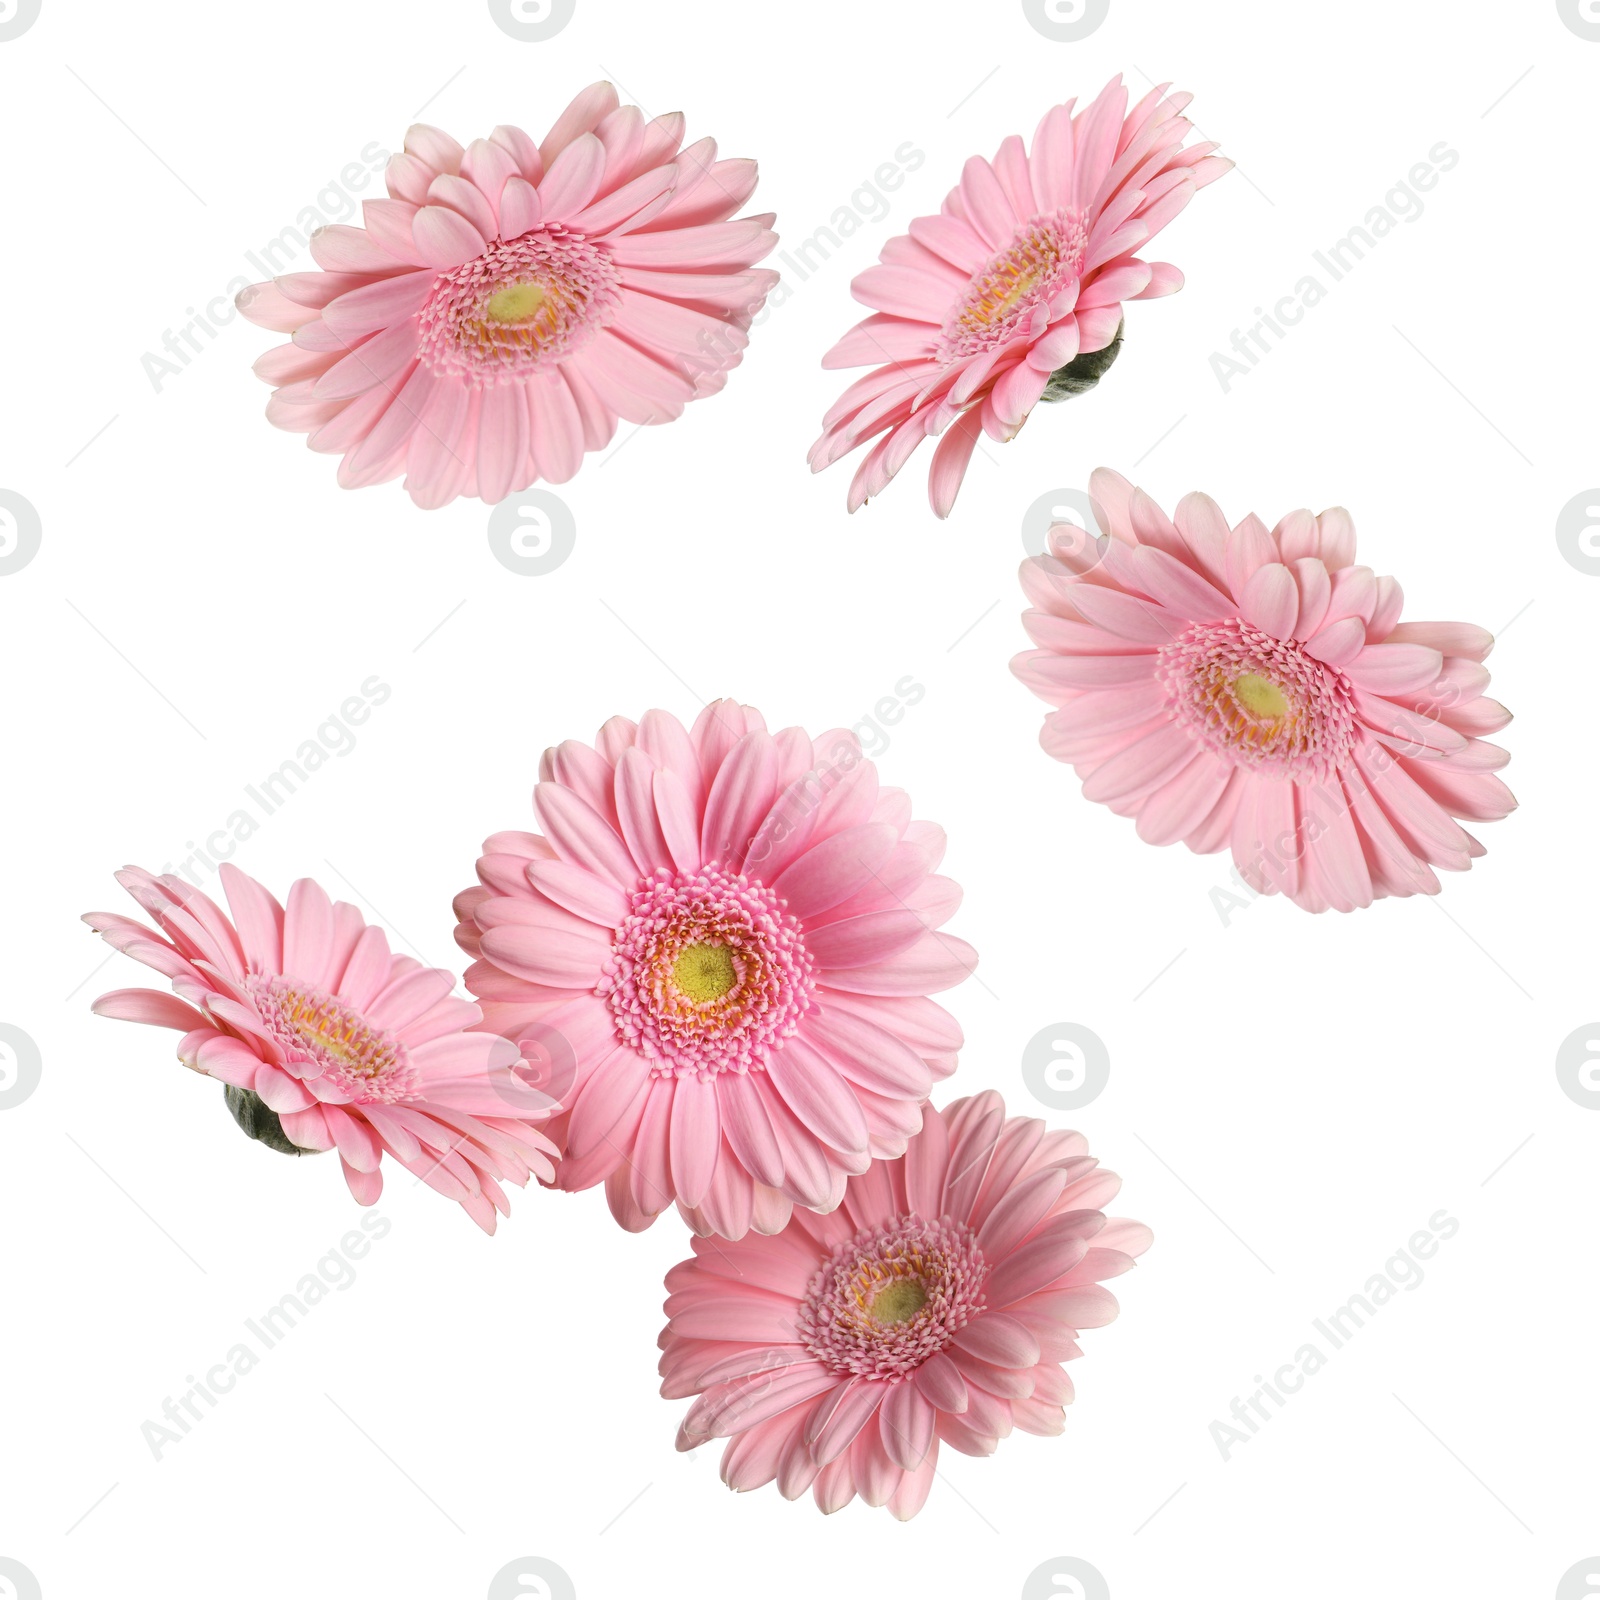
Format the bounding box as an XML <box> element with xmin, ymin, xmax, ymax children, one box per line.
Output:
<box><xmin>411</xmin><ymin>205</ymin><xmax>488</xmax><ymax>269</ymax></box>
<box><xmin>1240</xmin><ymin>561</ymin><xmax>1299</xmax><ymax>639</ymax></box>
<box><xmin>90</xmin><ymin>989</ymin><xmax>208</xmax><ymax>1031</ymax></box>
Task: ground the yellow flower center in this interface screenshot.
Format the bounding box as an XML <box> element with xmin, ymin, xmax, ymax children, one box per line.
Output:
<box><xmin>672</xmin><ymin>942</ymin><xmax>738</xmax><ymax>1004</ymax></box>
<box><xmin>869</xmin><ymin>1278</ymin><xmax>929</xmax><ymax>1325</ymax></box>
<box><xmin>485</xmin><ymin>281</ymin><xmax>548</xmax><ymax>323</ymax></box>
<box><xmin>276</xmin><ymin>990</ymin><xmax>387</xmax><ymax>1076</ymax></box>
<box><xmin>975</xmin><ymin>262</ymin><xmax>1050</xmax><ymax>328</ymax></box>
<box><xmin>958</xmin><ymin>245</ymin><xmax>1058</xmax><ymax>337</ymax></box>
<box><xmin>245</xmin><ymin>977</ymin><xmax>415</xmax><ymax>1104</ymax></box>
<box><xmin>940</xmin><ymin>209</ymin><xmax>1089</xmax><ymax>362</ymax></box>
<box><xmin>1234</xmin><ymin>672</ymin><xmax>1290</xmax><ymax>719</ymax></box>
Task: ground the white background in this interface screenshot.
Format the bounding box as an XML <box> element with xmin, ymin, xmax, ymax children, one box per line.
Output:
<box><xmin>2</xmin><ymin>1</ymin><xmax>1597</xmax><ymax>1596</ymax></box>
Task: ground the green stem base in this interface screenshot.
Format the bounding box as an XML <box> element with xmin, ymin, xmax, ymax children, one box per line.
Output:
<box><xmin>1040</xmin><ymin>321</ymin><xmax>1124</xmax><ymax>402</ymax></box>
<box><xmin>224</xmin><ymin>1084</ymin><xmax>320</xmax><ymax>1157</ymax></box>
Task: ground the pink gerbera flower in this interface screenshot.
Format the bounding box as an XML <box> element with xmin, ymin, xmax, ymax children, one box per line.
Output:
<box><xmin>810</xmin><ymin>76</ymin><xmax>1229</xmax><ymax>517</ymax></box>
<box><xmin>238</xmin><ymin>82</ymin><xmax>778</xmax><ymax>507</ymax></box>
<box><xmin>660</xmin><ymin>1092</ymin><xmax>1150</xmax><ymax>1519</ymax></box>
<box><xmin>84</xmin><ymin>865</ymin><xmax>560</xmax><ymax>1233</ymax></box>
<box><xmin>1012</xmin><ymin>469</ymin><xmax>1516</xmax><ymax>911</ymax></box>
<box><xmin>454</xmin><ymin>701</ymin><xmax>977</xmax><ymax>1240</ymax></box>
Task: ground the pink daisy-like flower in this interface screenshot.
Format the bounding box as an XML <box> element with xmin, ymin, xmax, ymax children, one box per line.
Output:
<box><xmin>1012</xmin><ymin>469</ymin><xmax>1516</xmax><ymax>911</ymax></box>
<box><xmin>238</xmin><ymin>82</ymin><xmax>778</xmax><ymax>508</ymax></box>
<box><xmin>453</xmin><ymin>700</ymin><xmax>977</xmax><ymax>1240</ymax></box>
<box><xmin>84</xmin><ymin>865</ymin><xmax>560</xmax><ymax>1233</ymax></box>
<box><xmin>660</xmin><ymin>1092</ymin><xmax>1150</xmax><ymax>1519</ymax></box>
<box><xmin>810</xmin><ymin>75</ymin><xmax>1230</xmax><ymax>518</ymax></box>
